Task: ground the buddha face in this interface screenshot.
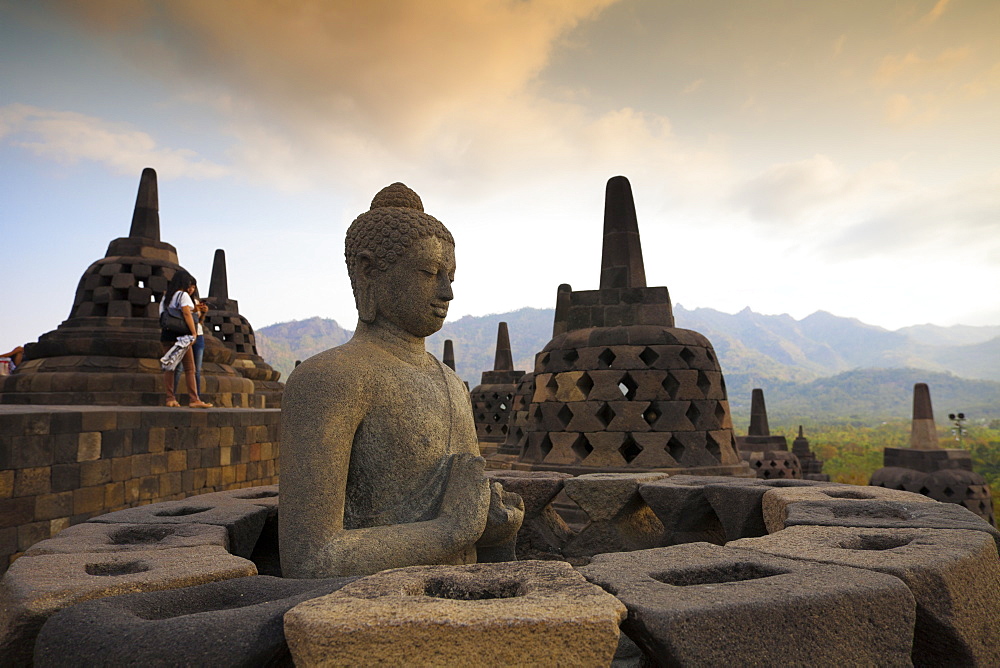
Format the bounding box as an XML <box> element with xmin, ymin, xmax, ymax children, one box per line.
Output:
<box><xmin>372</xmin><ymin>235</ymin><xmax>456</xmax><ymax>338</ymax></box>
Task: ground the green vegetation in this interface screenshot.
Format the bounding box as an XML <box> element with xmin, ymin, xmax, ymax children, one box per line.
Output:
<box><xmin>770</xmin><ymin>420</ymin><xmax>1000</xmax><ymax>510</ymax></box>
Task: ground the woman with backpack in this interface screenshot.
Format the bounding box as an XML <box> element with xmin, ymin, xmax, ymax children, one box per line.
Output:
<box><xmin>160</xmin><ymin>269</ymin><xmax>213</xmax><ymax>408</ymax></box>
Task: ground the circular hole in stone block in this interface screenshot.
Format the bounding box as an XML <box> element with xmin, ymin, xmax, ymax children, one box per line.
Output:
<box><xmin>763</xmin><ymin>480</ymin><xmax>818</xmax><ymax>488</ymax></box>
<box><xmin>422</xmin><ymin>577</ymin><xmax>525</xmax><ymax>600</ymax></box>
<box><xmin>234</xmin><ymin>490</ymin><xmax>279</xmax><ymax>499</ymax></box>
<box><xmin>153</xmin><ymin>506</ymin><xmax>212</xmax><ymax>517</ymax></box>
<box><xmin>651</xmin><ymin>562</ymin><xmax>789</xmax><ymax>586</ymax></box>
<box><xmin>837</xmin><ymin>535</ymin><xmax>914</xmax><ymax>551</ymax></box>
<box><xmin>822</xmin><ymin>490</ymin><xmax>876</xmax><ymax>500</ymax></box>
<box><xmin>85</xmin><ymin>560</ymin><xmax>151</xmax><ymax>577</ymax></box>
<box><xmin>109</xmin><ymin>526</ymin><xmax>176</xmax><ymax>545</ymax></box>
<box><xmin>830</xmin><ymin>505</ymin><xmax>912</xmax><ymax>520</ymax></box>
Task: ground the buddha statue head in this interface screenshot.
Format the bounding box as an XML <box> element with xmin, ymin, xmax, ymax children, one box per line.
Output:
<box><xmin>345</xmin><ymin>183</ymin><xmax>457</xmax><ymax>338</ymax></box>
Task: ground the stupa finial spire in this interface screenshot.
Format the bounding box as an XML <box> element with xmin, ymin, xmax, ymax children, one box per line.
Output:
<box><xmin>493</xmin><ymin>322</ymin><xmax>513</xmax><ymax>371</ymax></box>
<box><xmin>128</xmin><ymin>167</ymin><xmax>160</xmax><ymax>240</ymax></box>
<box><xmin>600</xmin><ymin>175</ymin><xmax>646</xmax><ymax>289</ymax></box>
<box><xmin>910</xmin><ymin>383</ymin><xmax>940</xmax><ymax>449</ymax></box>
<box><xmin>443</xmin><ymin>340</ymin><xmax>456</xmax><ymax>371</ymax></box>
<box><xmin>748</xmin><ymin>388</ymin><xmax>770</xmax><ymax>436</ymax></box>
<box><xmin>209</xmin><ymin>249</ymin><xmax>229</xmax><ymax>302</ymax></box>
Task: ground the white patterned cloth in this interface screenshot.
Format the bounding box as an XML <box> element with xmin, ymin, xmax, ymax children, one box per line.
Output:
<box><xmin>160</xmin><ymin>335</ymin><xmax>195</xmax><ymax>371</ymax></box>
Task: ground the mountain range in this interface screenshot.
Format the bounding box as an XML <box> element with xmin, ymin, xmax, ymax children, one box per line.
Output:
<box><xmin>255</xmin><ymin>306</ymin><xmax>1000</xmax><ymax>424</ymax></box>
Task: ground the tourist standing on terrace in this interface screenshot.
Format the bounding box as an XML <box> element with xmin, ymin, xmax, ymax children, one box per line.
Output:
<box><xmin>160</xmin><ymin>270</ymin><xmax>213</xmax><ymax>408</ymax></box>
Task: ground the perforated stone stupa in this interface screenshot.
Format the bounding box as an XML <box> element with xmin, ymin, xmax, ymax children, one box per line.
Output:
<box><xmin>201</xmin><ymin>249</ymin><xmax>283</xmax><ymax>407</ymax></box>
<box><xmin>736</xmin><ymin>389</ymin><xmax>802</xmax><ymax>480</ymax></box>
<box><xmin>0</xmin><ymin>168</ymin><xmax>255</xmax><ymax>407</ymax></box>
<box><xmin>870</xmin><ymin>383</ymin><xmax>995</xmax><ymax>525</ymax></box>
<box><xmin>512</xmin><ymin>176</ymin><xmax>750</xmax><ymax>476</ymax></box>
<box><xmin>471</xmin><ymin>322</ymin><xmax>527</xmax><ymax>452</ymax></box>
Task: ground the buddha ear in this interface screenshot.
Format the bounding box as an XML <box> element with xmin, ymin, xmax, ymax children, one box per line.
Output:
<box><xmin>356</xmin><ymin>251</ymin><xmax>378</xmax><ymax>323</ymax></box>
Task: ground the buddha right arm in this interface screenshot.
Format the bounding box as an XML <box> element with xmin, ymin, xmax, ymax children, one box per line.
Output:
<box><xmin>278</xmin><ymin>361</ymin><xmax>489</xmax><ymax>578</ymax></box>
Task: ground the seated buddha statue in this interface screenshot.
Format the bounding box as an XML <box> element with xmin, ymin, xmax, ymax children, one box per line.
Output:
<box><xmin>279</xmin><ymin>183</ymin><xmax>523</xmax><ymax>578</ymax></box>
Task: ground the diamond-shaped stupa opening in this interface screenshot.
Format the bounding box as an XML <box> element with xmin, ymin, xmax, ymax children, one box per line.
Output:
<box><xmin>667</xmin><ymin>436</ymin><xmax>686</xmax><ymax>462</ymax></box>
<box><xmin>597</xmin><ymin>348</ymin><xmax>617</xmax><ymax>369</ymax></box>
<box><xmin>556</xmin><ymin>404</ymin><xmax>573</xmax><ymax>428</ymax></box>
<box><xmin>679</xmin><ymin>347</ymin><xmax>696</xmax><ymax>366</ymax></box>
<box><xmin>571</xmin><ymin>434</ymin><xmax>594</xmax><ymax>461</ymax></box>
<box><xmin>662</xmin><ymin>373</ymin><xmax>680</xmax><ymax>399</ymax></box>
<box><xmin>619</xmin><ymin>373</ymin><xmax>638</xmax><ymax>400</ymax></box>
<box><xmin>685</xmin><ymin>402</ymin><xmax>701</xmax><ymax>427</ymax></box>
<box><xmin>706</xmin><ymin>432</ymin><xmax>724</xmax><ymax>462</ymax></box>
<box><xmin>619</xmin><ymin>435</ymin><xmax>643</xmax><ymax>463</ymax></box>
<box><xmin>576</xmin><ymin>372</ymin><xmax>594</xmax><ymax>397</ymax></box>
<box><xmin>596</xmin><ymin>402</ymin><xmax>616</xmax><ymax>427</ymax></box>
<box><xmin>696</xmin><ymin>371</ymin><xmax>711</xmax><ymax>397</ymax></box>
<box><xmin>643</xmin><ymin>406</ymin><xmax>660</xmax><ymax>426</ymax></box>
<box><xmin>539</xmin><ymin>435</ymin><xmax>553</xmax><ymax>458</ymax></box>
<box><xmin>639</xmin><ymin>346</ymin><xmax>659</xmax><ymax>367</ymax></box>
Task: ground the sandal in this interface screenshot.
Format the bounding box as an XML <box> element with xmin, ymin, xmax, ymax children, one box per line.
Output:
<box><xmin>166</xmin><ymin>399</ymin><xmax>181</xmax><ymax>408</ymax></box>
<box><xmin>189</xmin><ymin>400</ymin><xmax>214</xmax><ymax>409</ymax></box>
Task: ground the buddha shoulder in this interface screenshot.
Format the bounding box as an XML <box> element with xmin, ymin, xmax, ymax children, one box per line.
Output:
<box><xmin>284</xmin><ymin>342</ymin><xmax>380</xmax><ymax>403</ymax></box>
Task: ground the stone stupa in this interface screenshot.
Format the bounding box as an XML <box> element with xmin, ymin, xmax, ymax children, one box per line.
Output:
<box><xmin>791</xmin><ymin>426</ymin><xmax>829</xmax><ymax>481</ymax></box>
<box><xmin>735</xmin><ymin>388</ymin><xmax>802</xmax><ymax>479</ymax></box>
<box><xmin>440</xmin><ymin>339</ymin><xmax>468</xmax><ymax>390</ymax></box>
<box><xmin>511</xmin><ymin>176</ymin><xmax>751</xmax><ymax>476</ymax></box>
<box><xmin>470</xmin><ymin>322</ymin><xmax>527</xmax><ymax>455</ymax></box>
<box><xmin>0</xmin><ymin>168</ymin><xmax>255</xmax><ymax>407</ymax></box>
<box><xmin>201</xmin><ymin>249</ymin><xmax>283</xmax><ymax>408</ymax></box>
<box><xmin>870</xmin><ymin>383</ymin><xmax>995</xmax><ymax>525</ymax></box>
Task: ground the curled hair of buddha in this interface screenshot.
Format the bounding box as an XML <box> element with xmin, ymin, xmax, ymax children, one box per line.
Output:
<box><xmin>344</xmin><ymin>182</ymin><xmax>455</xmax><ymax>298</ymax></box>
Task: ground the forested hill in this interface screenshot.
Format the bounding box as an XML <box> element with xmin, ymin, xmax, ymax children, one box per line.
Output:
<box><xmin>256</xmin><ymin>306</ymin><xmax>1000</xmax><ymax>423</ymax></box>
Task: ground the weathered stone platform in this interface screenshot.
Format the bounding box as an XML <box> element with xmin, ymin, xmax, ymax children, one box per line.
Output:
<box><xmin>0</xmin><ymin>405</ymin><xmax>280</xmax><ymax>573</ymax></box>
<box><xmin>3</xmin><ymin>474</ymin><xmax>997</xmax><ymax>665</ymax></box>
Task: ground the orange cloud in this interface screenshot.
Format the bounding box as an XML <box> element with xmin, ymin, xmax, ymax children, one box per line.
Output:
<box><xmin>920</xmin><ymin>0</ymin><xmax>952</xmax><ymax>26</ymax></box>
<box><xmin>50</xmin><ymin>0</ymin><xmax>619</xmax><ymax>145</ymax></box>
<box><xmin>874</xmin><ymin>47</ymin><xmax>971</xmax><ymax>85</ymax></box>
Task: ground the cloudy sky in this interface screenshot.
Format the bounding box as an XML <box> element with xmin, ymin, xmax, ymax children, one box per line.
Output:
<box><xmin>2</xmin><ymin>0</ymin><xmax>999</xmax><ymax>355</ymax></box>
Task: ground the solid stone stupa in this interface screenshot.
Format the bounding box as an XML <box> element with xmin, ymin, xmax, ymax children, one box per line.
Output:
<box><xmin>791</xmin><ymin>425</ymin><xmax>829</xmax><ymax>481</ymax></box>
<box><xmin>512</xmin><ymin>176</ymin><xmax>750</xmax><ymax>476</ymax></box>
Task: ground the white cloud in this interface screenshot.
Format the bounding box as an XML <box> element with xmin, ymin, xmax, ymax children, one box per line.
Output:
<box><xmin>729</xmin><ymin>155</ymin><xmax>904</xmax><ymax>227</ymax></box>
<box><xmin>0</xmin><ymin>104</ymin><xmax>228</xmax><ymax>180</ymax></box>
<box><xmin>824</xmin><ymin>171</ymin><xmax>1000</xmax><ymax>261</ymax></box>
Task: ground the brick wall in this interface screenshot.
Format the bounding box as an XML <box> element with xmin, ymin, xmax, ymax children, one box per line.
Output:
<box><xmin>0</xmin><ymin>406</ymin><xmax>280</xmax><ymax>573</ymax></box>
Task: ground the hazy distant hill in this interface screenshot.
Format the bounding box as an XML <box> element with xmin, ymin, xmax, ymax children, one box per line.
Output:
<box><xmin>897</xmin><ymin>323</ymin><xmax>1000</xmax><ymax>346</ymax></box>
<box><xmin>256</xmin><ymin>306</ymin><xmax>1000</xmax><ymax>422</ymax></box>
<box><xmin>745</xmin><ymin>368</ymin><xmax>1000</xmax><ymax>425</ymax></box>
<box><xmin>255</xmin><ymin>317</ymin><xmax>351</xmax><ymax>379</ymax></box>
